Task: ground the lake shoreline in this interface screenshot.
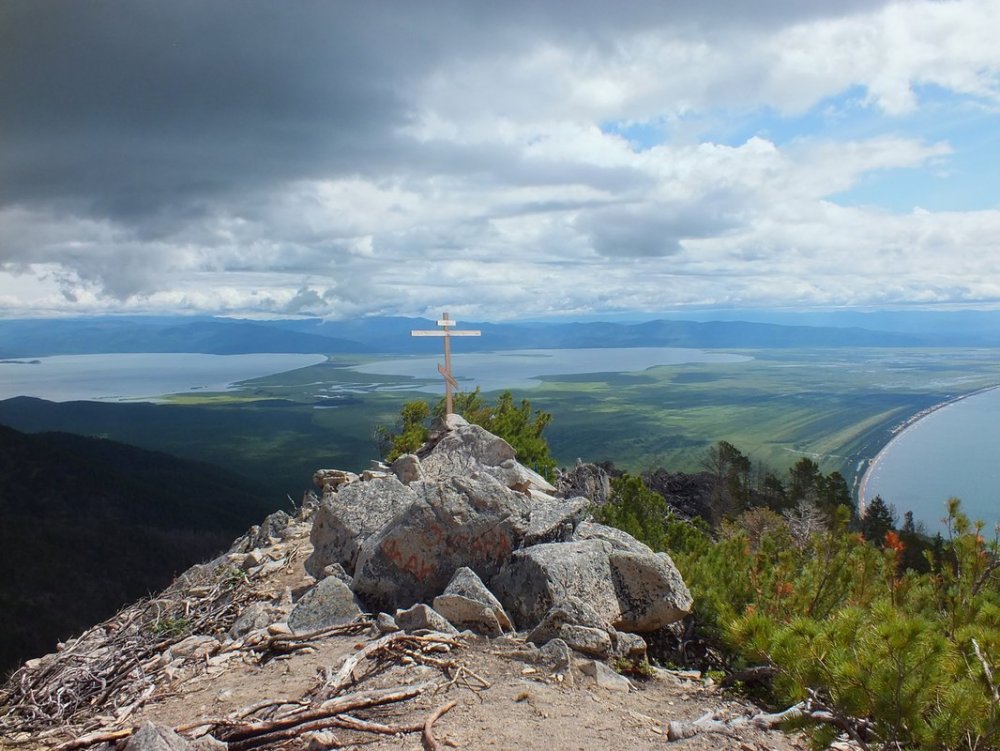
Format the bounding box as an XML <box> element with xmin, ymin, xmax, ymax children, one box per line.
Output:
<box><xmin>857</xmin><ymin>384</ymin><xmax>1000</xmax><ymax>516</ymax></box>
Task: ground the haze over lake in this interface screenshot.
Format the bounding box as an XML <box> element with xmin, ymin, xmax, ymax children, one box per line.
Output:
<box><xmin>349</xmin><ymin>348</ymin><xmax>752</xmax><ymax>392</ymax></box>
<box><xmin>0</xmin><ymin>353</ymin><xmax>326</xmax><ymax>402</ymax></box>
<box><xmin>861</xmin><ymin>387</ymin><xmax>1000</xmax><ymax>533</ymax></box>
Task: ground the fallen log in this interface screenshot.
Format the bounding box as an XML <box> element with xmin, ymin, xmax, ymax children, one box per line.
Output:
<box><xmin>667</xmin><ymin>703</ymin><xmax>805</xmax><ymax>740</ymax></box>
<box><xmin>667</xmin><ymin>699</ymin><xmax>872</xmax><ymax>750</ymax></box>
<box><xmin>52</xmin><ymin>727</ymin><xmax>134</xmax><ymax>751</ymax></box>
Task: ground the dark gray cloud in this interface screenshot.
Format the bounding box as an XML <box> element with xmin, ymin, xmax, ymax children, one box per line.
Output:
<box><xmin>0</xmin><ymin>2</ymin><xmax>415</xmax><ymax>219</ymax></box>
<box><xmin>577</xmin><ymin>190</ymin><xmax>747</xmax><ymax>258</ymax></box>
<box><xmin>0</xmin><ymin>0</ymin><xmax>889</xmax><ymax>221</ymax></box>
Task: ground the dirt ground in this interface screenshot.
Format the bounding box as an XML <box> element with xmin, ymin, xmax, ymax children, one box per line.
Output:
<box><xmin>131</xmin><ymin>628</ymin><xmax>807</xmax><ymax>751</ymax></box>
<box><xmin>138</xmin><ymin>519</ymin><xmax>806</xmax><ymax>751</ymax></box>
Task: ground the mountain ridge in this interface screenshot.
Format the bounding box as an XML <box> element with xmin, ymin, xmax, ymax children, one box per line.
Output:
<box><xmin>1</xmin><ymin>312</ymin><xmax>987</xmax><ymax>358</ymax></box>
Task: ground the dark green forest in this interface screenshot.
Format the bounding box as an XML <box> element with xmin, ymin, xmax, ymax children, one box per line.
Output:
<box><xmin>0</xmin><ymin>424</ymin><xmax>279</xmax><ymax>677</ymax></box>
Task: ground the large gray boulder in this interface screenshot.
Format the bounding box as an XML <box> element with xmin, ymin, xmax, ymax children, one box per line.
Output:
<box><xmin>304</xmin><ymin>476</ymin><xmax>417</xmax><ymax>578</ymax></box>
<box><xmin>288</xmin><ymin>576</ymin><xmax>363</xmax><ymax>634</ymax></box>
<box><xmin>492</xmin><ymin>537</ymin><xmax>692</xmax><ymax>633</ymax></box>
<box><xmin>486</xmin><ymin>459</ymin><xmax>558</xmax><ymax>495</ymax></box>
<box><xmin>351</xmin><ymin>474</ymin><xmax>531</xmax><ymax>612</ymax></box>
<box><xmin>491</xmin><ymin>539</ymin><xmax>621</xmax><ymax>629</ymax></box>
<box><xmin>609</xmin><ymin>550</ymin><xmax>692</xmax><ymax>631</ymax></box>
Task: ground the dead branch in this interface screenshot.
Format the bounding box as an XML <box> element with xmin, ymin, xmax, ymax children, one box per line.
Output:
<box><xmin>321</xmin><ymin>632</ymin><xmax>409</xmax><ymax>697</ymax></box>
<box><xmin>218</xmin><ymin>682</ymin><xmax>434</xmax><ymax>743</ymax></box>
<box><xmin>667</xmin><ymin>697</ymin><xmax>871</xmax><ymax>751</ymax></box>
<box><xmin>0</xmin><ymin>548</ymin><xmax>307</xmax><ymax>741</ymax></box>
<box><xmin>228</xmin><ymin>697</ymin><xmax>311</xmax><ymax>721</ymax></box>
<box><xmin>333</xmin><ymin>714</ymin><xmax>424</xmax><ymax>735</ymax></box>
<box><xmin>973</xmin><ymin>638</ymin><xmax>1000</xmax><ymax>705</ymax></box>
<box><xmin>422</xmin><ymin>699</ymin><xmax>458</xmax><ymax>751</ymax></box>
<box><xmin>51</xmin><ymin>727</ymin><xmax>133</xmax><ymax>751</ymax></box>
<box><xmin>667</xmin><ymin>703</ymin><xmax>805</xmax><ymax>741</ymax></box>
<box><xmin>254</xmin><ymin>617</ymin><xmax>373</xmax><ymax>659</ymax></box>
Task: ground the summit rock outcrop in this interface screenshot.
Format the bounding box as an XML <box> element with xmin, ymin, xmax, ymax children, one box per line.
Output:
<box><xmin>304</xmin><ymin>414</ymin><xmax>692</xmax><ymax>640</ymax></box>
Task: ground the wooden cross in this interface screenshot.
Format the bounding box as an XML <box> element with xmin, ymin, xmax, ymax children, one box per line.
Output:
<box><xmin>410</xmin><ymin>312</ymin><xmax>481</xmax><ymax>414</ymax></box>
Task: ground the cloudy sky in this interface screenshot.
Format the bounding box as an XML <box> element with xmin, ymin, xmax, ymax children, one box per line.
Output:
<box><xmin>1</xmin><ymin>0</ymin><xmax>999</xmax><ymax>320</ymax></box>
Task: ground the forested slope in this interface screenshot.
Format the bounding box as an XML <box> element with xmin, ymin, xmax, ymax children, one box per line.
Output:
<box><xmin>0</xmin><ymin>424</ymin><xmax>279</xmax><ymax>676</ymax></box>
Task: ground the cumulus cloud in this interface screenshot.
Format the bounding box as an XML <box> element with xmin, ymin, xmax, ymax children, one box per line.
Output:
<box><xmin>0</xmin><ymin>0</ymin><xmax>998</xmax><ymax>318</ymax></box>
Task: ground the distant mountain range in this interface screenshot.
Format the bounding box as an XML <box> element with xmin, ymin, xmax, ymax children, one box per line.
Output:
<box><xmin>0</xmin><ymin>424</ymin><xmax>279</xmax><ymax>676</ymax></box>
<box><xmin>3</xmin><ymin>310</ymin><xmax>999</xmax><ymax>358</ymax></box>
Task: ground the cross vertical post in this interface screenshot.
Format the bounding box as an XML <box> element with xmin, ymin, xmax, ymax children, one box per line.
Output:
<box><xmin>410</xmin><ymin>311</ymin><xmax>481</xmax><ymax>414</ymax></box>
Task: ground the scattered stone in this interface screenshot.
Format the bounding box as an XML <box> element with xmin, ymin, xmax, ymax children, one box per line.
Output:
<box><xmin>304</xmin><ymin>475</ymin><xmax>418</xmax><ymax>579</ymax></box>
<box><xmin>390</xmin><ymin>453</ymin><xmax>424</xmax><ymax>484</ymax></box>
<box><xmin>312</xmin><ymin>469</ymin><xmax>358</xmax><ymax>493</ymax></box>
<box><xmin>614</xmin><ymin>631</ymin><xmax>648</xmax><ymax>661</ymax></box>
<box><xmin>320</xmin><ymin>562</ymin><xmax>353</xmax><ymax>585</ymax></box>
<box><xmin>526</xmin><ymin>597</ymin><xmax>610</xmax><ymax>645</ymax></box>
<box><xmin>252</xmin><ymin>510</ymin><xmax>292</xmax><ymax>546</ymax></box>
<box><xmin>304</xmin><ymin>731</ymin><xmax>339</xmax><ymax>751</ymax></box>
<box><xmin>288</xmin><ymin>576</ymin><xmax>362</xmax><ymax>634</ymax></box>
<box><xmin>191</xmin><ymin>735</ymin><xmax>227</xmax><ymax>751</ymax></box>
<box><xmin>228</xmin><ymin>602</ymin><xmax>270</xmax><ymax>639</ymax></box>
<box><xmin>167</xmin><ymin>636</ymin><xmax>218</xmax><ymax>661</ymax></box>
<box><xmin>539</xmin><ymin>638</ymin><xmax>573</xmax><ymax>683</ymax></box>
<box><xmin>242</xmin><ymin>549</ymin><xmax>266</xmax><ymax>570</ymax></box>
<box><xmin>432</xmin><ymin>567</ymin><xmax>513</xmax><ymax>636</ymax></box>
<box><xmin>376</xmin><ymin>612</ymin><xmax>401</xmax><ymax>634</ymax></box>
<box><xmin>559</xmin><ymin>624</ymin><xmax>613</xmax><ymax>658</ymax></box>
<box><xmin>267</xmin><ymin>622</ymin><xmax>292</xmax><ymax>636</ymax></box>
<box><xmin>124</xmin><ymin>722</ymin><xmax>193</xmax><ymax>751</ymax></box>
<box><xmin>580</xmin><ymin>660</ymin><xmax>632</xmax><ymax>693</ymax></box>
<box><xmin>394</xmin><ymin>604</ymin><xmax>459</xmax><ymax>635</ymax></box>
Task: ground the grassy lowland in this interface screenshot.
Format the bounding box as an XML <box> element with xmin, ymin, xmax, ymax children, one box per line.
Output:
<box><xmin>3</xmin><ymin>348</ymin><xmax>1000</xmax><ymax>502</ymax></box>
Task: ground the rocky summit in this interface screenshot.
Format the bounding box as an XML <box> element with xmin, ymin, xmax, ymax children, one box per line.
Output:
<box><xmin>0</xmin><ymin>416</ymin><xmax>802</xmax><ymax>751</ymax></box>
<box><xmin>307</xmin><ymin>414</ymin><xmax>692</xmax><ymax>638</ymax></box>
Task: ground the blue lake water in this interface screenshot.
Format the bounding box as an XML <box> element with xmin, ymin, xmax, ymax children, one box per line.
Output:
<box><xmin>0</xmin><ymin>353</ymin><xmax>327</xmax><ymax>402</ymax></box>
<box><xmin>861</xmin><ymin>387</ymin><xmax>1000</xmax><ymax>533</ymax></box>
<box><xmin>349</xmin><ymin>347</ymin><xmax>752</xmax><ymax>392</ymax></box>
